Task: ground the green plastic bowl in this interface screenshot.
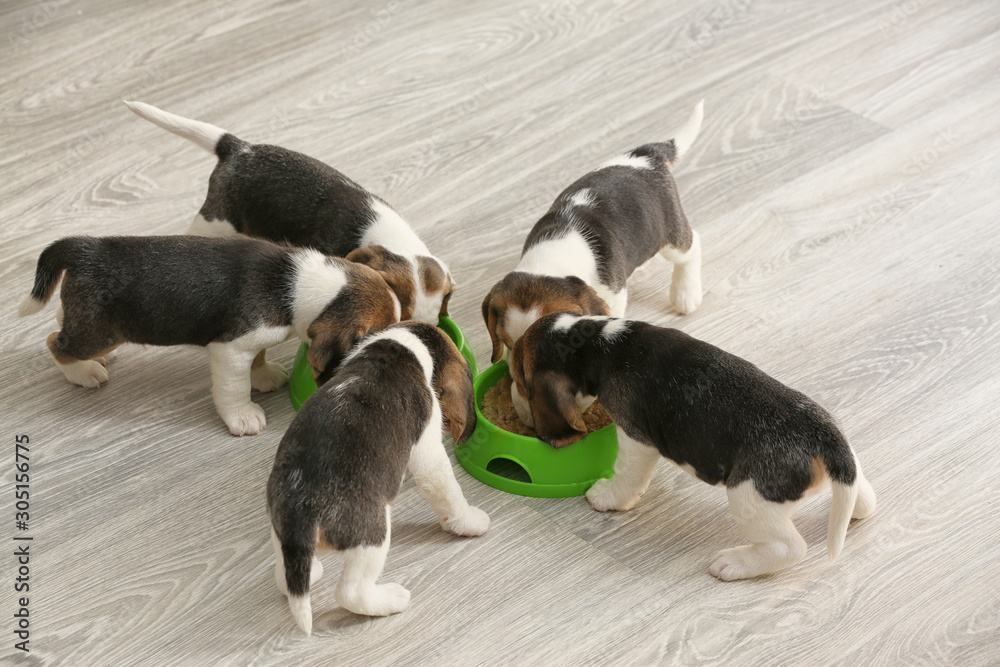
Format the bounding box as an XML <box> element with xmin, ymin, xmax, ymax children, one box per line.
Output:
<box><xmin>289</xmin><ymin>315</ymin><xmax>480</xmax><ymax>411</ymax></box>
<box><xmin>455</xmin><ymin>361</ymin><xmax>618</xmax><ymax>498</ymax></box>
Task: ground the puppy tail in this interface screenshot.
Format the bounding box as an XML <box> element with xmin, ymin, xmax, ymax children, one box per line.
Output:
<box><xmin>19</xmin><ymin>237</ymin><xmax>87</xmax><ymax>317</ymax></box>
<box><xmin>665</xmin><ymin>99</ymin><xmax>704</xmax><ymax>165</ymax></box>
<box><xmin>827</xmin><ymin>478</ymin><xmax>859</xmax><ymax>561</ymax></box>
<box><xmin>124</xmin><ymin>100</ymin><xmax>243</xmax><ymax>158</ymax></box>
<box><xmin>281</xmin><ymin>538</ymin><xmax>317</xmax><ymax>635</ymax></box>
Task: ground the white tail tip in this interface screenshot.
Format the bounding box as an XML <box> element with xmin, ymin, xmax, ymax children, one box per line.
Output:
<box><xmin>672</xmin><ymin>99</ymin><xmax>705</xmax><ymax>162</ymax></box>
<box><xmin>18</xmin><ymin>295</ymin><xmax>44</xmax><ymax>317</ymax></box>
<box><xmin>288</xmin><ymin>594</ymin><xmax>312</xmax><ymax>636</ymax></box>
<box><xmin>124</xmin><ymin>100</ymin><xmax>227</xmax><ymax>154</ymax></box>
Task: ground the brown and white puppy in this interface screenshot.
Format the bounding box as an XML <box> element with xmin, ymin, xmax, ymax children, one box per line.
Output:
<box><xmin>509</xmin><ymin>313</ymin><xmax>877</xmax><ymax>581</ymax></box>
<box><xmin>482</xmin><ymin>101</ymin><xmax>705</xmax><ymax>364</ymax></box>
<box><xmin>125</xmin><ymin>101</ymin><xmax>455</xmax><ymax>323</ymax></box>
<box><xmin>267</xmin><ymin>322</ymin><xmax>488</xmax><ymax>635</ymax></box>
<box><xmin>18</xmin><ymin>235</ymin><xmax>400</xmax><ymax>436</ymax></box>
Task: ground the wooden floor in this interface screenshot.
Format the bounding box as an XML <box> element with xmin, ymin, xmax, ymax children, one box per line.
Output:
<box><xmin>3</xmin><ymin>0</ymin><xmax>999</xmax><ymax>664</ymax></box>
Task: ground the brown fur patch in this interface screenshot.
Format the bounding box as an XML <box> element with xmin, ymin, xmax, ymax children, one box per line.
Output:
<box><xmin>418</xmin><ymin>256</ymin><xmax>455</xmax><ymax>316</ymax></box>
<box><xmin>306</xmin><ymin>261</ymin><xmax>400</xmax><ymax>382</ymax></box>
<box><xmin>346</xmin><ymin>245</ymin><xmax>416</xmax><ymax>320</ymax></box>
<box><xmin>46</xmin><ymin>331</ymin><xmax>121</xmax><ymax>365</ymax></box>
<box><xmin>252</xmin><ymin>350</ymin><xmax>267</xmax><ymax>370</ymax></box>
<box><xmin>807</xmin><ymin>457</ymin><xmax>829</xmax><ymax>493</ymax></box>
<box><xmin>482</xmin><ymin>272</ymin><xmax>610</xmax><ymax>363</ymax></box>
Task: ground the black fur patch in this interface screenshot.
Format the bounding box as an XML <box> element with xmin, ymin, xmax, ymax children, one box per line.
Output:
<box><xmin>198</xmin><ymin>141</ymin><xmax>380</xmax><ymax>256</ymax></box>
<box><xmin>46</xmin><ymin>236</ymin><xmax>296</xmax><ymax>357</ymax></box>
<box><xmin>520</xmin><ymin>314</ymin><xmax>857</xmax><ymax>503</ymax></box>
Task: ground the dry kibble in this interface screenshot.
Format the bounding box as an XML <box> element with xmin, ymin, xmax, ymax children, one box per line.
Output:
<box><xmin>481</xmin><ymin>374</ymin><xmax>612</xmax><ymax>437</ymax></box>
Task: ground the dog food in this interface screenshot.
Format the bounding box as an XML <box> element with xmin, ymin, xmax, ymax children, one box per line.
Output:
<box><xmin>481</xmin><ymin>374</ymin><xmax>612</xmax><ymax>436</ymax></box>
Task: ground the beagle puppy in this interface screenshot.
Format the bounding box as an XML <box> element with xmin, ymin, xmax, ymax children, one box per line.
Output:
<box><xmin>482</xmin><ymin>101</ymin><xmax>705</xmax><ymax>364</ymax></box>
<box><xmin>125</xmin><ymin>101</ymin><xmax>455</xmax><ymax>323</ymax></box>
<box><xmin>267</xmin><ymin>322</ymin><xmax>488</xmax><ymax>635</ymax></box>
<box><xmin>18</xmin><ymin>235</ymin><xmax>399</xmax><ymax>436</ymax></box>
<box><xmin>508</xmin><ymin>313</ymin><xmax>877</xmax><ymax>580</ymax></box>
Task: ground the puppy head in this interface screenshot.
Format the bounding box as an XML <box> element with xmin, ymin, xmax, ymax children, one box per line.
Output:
<box><xmin>306</xmin><ymin>263</ymin><xmax>400</xmax><ymax>385</ymax></box>
<box><xmin>401</xmin><ymin>322</ymin><xmax>476</xmax><ymax>444</ymax></box>
<box><xmin>509</xmin><ymin>313</ymin><xmax>601</xmax><ymax>448</ymax></box>
<box><xmin>481</xmin><ymin>272</ymin><xmax>609</xmax><ymax>364</ymax></box>
<box><xmin>346</xmin><ymin>245</ymin><xmax>417</xmax><ymax>321</ymax></box>
<box><xmin>415</xmin><ymin>255</ymin><xmax>457</xmax><ymax>323</ymax></box>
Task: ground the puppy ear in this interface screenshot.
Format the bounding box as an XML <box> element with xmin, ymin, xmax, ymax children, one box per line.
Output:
<box><xmin>571</xmin><ymin>278</ymin><xmax>611</xmax><ymax>316</ymax></box>
<box><xmin>306</xmin><ymin>320</ymin><xmax>365</xmax><ymax>385</ymax></box>
<box><xmin>532</xmin><ymin>371</ymin><xmax>587</xmax><ymax>448</ymax></box>
<box><xmin>347</xmin><ymin>245</ymin><xmax>415</xmax><ymax>320</ymax></box>
<box><xmin>436</xmin><ymin>336</ymin><xmax>476</xmax><ymax>445</ymax></box>
<box><xmin>482</xmin><ymin>292</ymin><xmax>505</xmax><ymax>364</ymax></box>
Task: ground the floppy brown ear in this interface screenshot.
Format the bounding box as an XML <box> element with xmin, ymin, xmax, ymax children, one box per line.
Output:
<box><xmin>306</xmin><ymin>320</ymin><xmax>366</xmax><ymax>385</ymax></box>
<box><xmin>482</xmin><ymin>292</ymin><xmax>505</xmax><ymax>364</ymax></box>
<box><xmin>347</xmin><ymin>245</ymin><xmax>415</xmax><ymax>319</ymax></box>
<box><xmin>532</xmin><ymin>370</ymin><xmax>587</xmax><ymax>448</ymax></box>
<box><xmin>575</xmin><ymin>280</ymin><xmax>611</xmax><ymax>316</ymax></box>
<box><xmin>436</xmin><ymin>339</ymin><xmax>476</xmax><ymax>445</ymax></box>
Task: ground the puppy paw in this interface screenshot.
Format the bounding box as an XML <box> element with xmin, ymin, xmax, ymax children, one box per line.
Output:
<box><xmin>251</xmin><ymin>360</ymin><xmax>289</xmax><ymax>393</ymax></box>
<box><xmin>709</xmin><ymin>547</ymin><xmax>756</xmax><ymax>581</ymax></box>
<box><xmin>61</xmin><ymin>360</ymin><xmax>109</xmax><ymax>388</ymax></box>
<box><xmin>586</xmin><ymin>478</ymin><xmax>639</xmax><ymax>512</ymax></box>
<box><xmin>222</xmin><ymin>402</ymin><xmax>267</xmax><ymax>436</ymax></box>
<box><xmin>338</xmin><ymin>583</ymin><xmax>410</xmax><ymax>616</ymax></box>
<box><xmin>441</xmin><ymin>506</ymin><xmax>490</xmax><ymax>537</ymax></box>
<box><xmin>310</xmin><ymin>556</ymin><xmax>324</xmax><ymax>585</ymax></box>
<box><xmin>670</xmin><ymin>277</ymin><xmax>703</xmax><ymax>315</ymax></box>
<box><xmin>94</xmin><ymin>349</ymin><xmax>119</xmax><ymax>366</ymax></box>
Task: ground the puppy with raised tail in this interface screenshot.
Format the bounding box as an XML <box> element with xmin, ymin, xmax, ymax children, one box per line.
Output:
<box><xmin>508</xmin><ymin>313</ymin><xmax>876</xmax><ymax>580</ymax></box>
<box><xmin>125</xmin><ymin>100</ymin><xmax>456</xmax><ymax>323</ymax></box>
<box><xmin>482</xmin><ymin>101</ymin><xmax>705</xmax><ymax>364</ymax></box>
<box><xmin>267</xmin><ymin>321</ymin><xmax>488</xmax><ymax>635</ymax></box>
<box><xmin>18</xmin><ymin>235</ymin><xmax>400</xmax><ymax>436</ymax></box>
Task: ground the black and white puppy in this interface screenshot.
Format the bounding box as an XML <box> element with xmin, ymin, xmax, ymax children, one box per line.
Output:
<box><xmin>481</xmin><ymin>101</ymin><xmax>705</xmax><ymax>364</ymax></box>
<box><xmin>508</xmin><ymin>313</ymin><xmax>877</xmax><ymax>580</ymax></box>
<box><xmin>18</xmin><ymin>235</ymin><xmax>400</xmax><ymax>436</ymax></box>
<box><xmin>125</xmin><ymin>101</ymin><xmax>456</xmax><ymax>323</ymax></box>
<box><xmin>267</xmin><ymin>322</ymin><xmax>488</xmax><ymax>635</ymax></box>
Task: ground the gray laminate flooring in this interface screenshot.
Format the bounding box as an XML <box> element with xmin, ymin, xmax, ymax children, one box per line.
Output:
<box><xmin>2</xmin><ymin>0</ymin><xmax>998</xmax><ymax>664</ymax></box>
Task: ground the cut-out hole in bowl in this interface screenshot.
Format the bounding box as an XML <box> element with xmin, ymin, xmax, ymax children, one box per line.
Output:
<box><xmin>486</xmin><ymin>457</ymin><xmax>532</xmax><ymax>484</ymax></box>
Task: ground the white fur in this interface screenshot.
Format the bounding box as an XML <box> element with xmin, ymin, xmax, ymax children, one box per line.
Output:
<box><xmin>671</xmin><ymin>100</ymin><xmax>704</xmax><ymax>162</ymax></box>
<box><xmin>505</xmin><ymin>306</ymin><xmax>542</xmax><ymax>345</ymax></box>
<box><xmin>598</xmin><ymin>154</ymin><xmax>654</xmax><ymax>171</ymax></box>
<box><xmin>361</xmin><ymin>199</ymin><xmax>431</xmax><ymax>257</ymax></box>
<box><xmin>208</xmin><ymin>326</ymin><xmax>290</xmax><ymax>436</ymax></box>
<box><xmin>566</xmin><ymin>188</ymin><xmax>596</xmax><ymax>209</ymax></box>
<box><xmin>334</xmin><ymin>505</ymin><xmax>410</xmax><ymax>619</ymax></box>
<box><xmin>125</xmin><ymin>100</ymin><xmax>227</xmax><ymax>153</ymax></box>
<box><xmin>599</xmin><ymin>317</ymin><xmax>629</xmax><ymax>341</ymax></box>
<box><xmin>56</xmin><ymin>359</ymin><xmax>109</xmax><ymax>389</ymax></box>
<box><xmin>289</xmin><ymin>250</ymin><xmax>348</xmax><ymax>341</ymax></box>
<box><xmin>659</xmin><ymin>230</ymin><xmax>703</xmax><ymax>315</ymax></box>
<box><xmin>186</xmin><ymin>213</ymin><xmax>238</xmax><ymax>237</ymax></box>
<box><xmin>18</xmin><ymin>294</ymin><xmax>46</xmax><ymax>317</ymax></box>
<box><xmin>586</xmin><ymin>427</ymin><xmax>662</xmax><ymax>511</ymax></box>
<box><xmin>251</xmin><ymin>359</ymin><xmax>289</xmax><ymax>393</ymax></box>
<box><xmin>511</xmin><ymin>380</ymin><xmax>532</xmax><ymax>427</ymax></box>
<box><xmin>409</xmin><ymin>257</ymin><xmax>444</xmax><ymax>324</ymax></box>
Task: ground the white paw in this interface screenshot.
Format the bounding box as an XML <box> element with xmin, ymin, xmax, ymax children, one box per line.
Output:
<box><xmin>251</xmin><ymin>360</ymin><xmax>289</xmax><ymax>393</ymax></box>
<box><xmin>310</xmin><ymin>557</ymin><xmax>324</xmax><ymax>585</ymax></box>
<box><xmin>586</xmin><ymin>477</ymin><xmax>639</xmax><ymax>512</ymax></box>
<box><xmin>709</xmin><ymin>547</ymin><xmax>755</xmax><ymax>581</ymax></box>
<box><xmin>94</xmin><ymin>349</ymin><xmax>119</xmax><ymax>366</ymax></box>
<box><xmin>61</xmin><ymin>360</ymin><xmax>109</xmax><ymax>388</ymax></box>
<box><xmin>338</xmin><ymin>583</ymin><xmax>411</xmax><ymax>616</ymax></box>
<box><xmin>442</xmin><ymin>506</ymin><xmax>490</xmax><ymax>537</ymax></box>
<box><xmin>221</xmin><ymin>402</ymin><xmax>267</xmax><ymax>436</ymax></box>
<box><xmin>671</xmin><ymin>276</ymin><xmax>703</xmax><ymax>315</ymax></box>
